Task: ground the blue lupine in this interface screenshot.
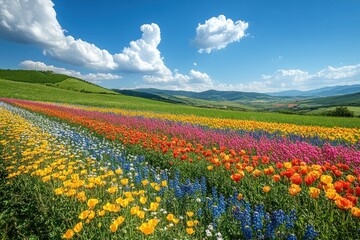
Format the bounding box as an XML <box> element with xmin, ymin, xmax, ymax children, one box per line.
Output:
<box><xmin>303</xmin><ymin>225</ymin><xmax>319</xmax><ymax>240</ymax></box>
<box><xmin>271</xmin><ymin>209</ymin><xmax>285</xmax><ymax>229</ymax></box>
<box><xmin>243</xmin><ymin>225</ymin><xmax>253</xmax><ymax>240</ymax></box>
<box><xmin>285</xmin><ymin>209</ymin><xmax>297</xmax><ymax>229</ymax></box>
<box><xmin>201</xmin><ymin>176</ymin><xmax>207</xmax><ymax>193</ymax></box>
<box><xmin>287</xmin><ymin>234</ymin><xmax>297</xmax><ymax>240</ymax></box>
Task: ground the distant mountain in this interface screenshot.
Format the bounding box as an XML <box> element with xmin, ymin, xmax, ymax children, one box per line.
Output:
<box><xmin>303</xmin><ymin>92</ymin><xmax>360</xmax><ymax>106</ymax></box>
<box><xmin>135</xmin><ymin>88</ymin><xmax>275</xmax><ymax>101</ymax></box>
<box><xmin>269</xmin><ymin>84</ymin><xmax>360</xmax><ymax>97</ymax></box>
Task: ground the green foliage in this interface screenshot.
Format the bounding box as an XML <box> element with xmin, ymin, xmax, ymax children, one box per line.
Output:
<box><xmin>0</xmin><ymin>173</ymin><xmax>73</xmax><ymax>239</ymax></box>
<box><xmin>0</xmin><ymin>69</ymin><xmax>69</xmax><ymax>83</ymax></box>
<box><xmin>322</xmin><ymin>106</ymin><xmax>355</xmax><ymax>117</ymax></box>
<box><xmin>52</xmin><ymin>78</ymin><xmax>117</xmax><ymax>94</ymax></box>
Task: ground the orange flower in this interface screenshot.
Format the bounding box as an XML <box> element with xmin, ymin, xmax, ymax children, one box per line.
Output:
<box><xmin>252</xmin><ymin>169</ymin><xmax>262</xmax><ymax>177</ymax></box>
<box><xmin>309</xmin><ymin>187</ymin><xmax>320</xmax><ymax>199</ymax></box>
<box><xmin>245</xmin><ymin>166</ymin><xmax>254</xmax><ymax>173</ymax></box>
<box><xmin>288</xmin><ymin>184</ymin><xmax>301</xmax><ymax>196</ymax></box>
<box><xmin>237</xmin><ymin>193</ymin><xmax>244</xmax><ymax>200</ymax></box>
<box><xmin>272</xmin><ymin>174</ymin><xmax>281</xmax><ymax>182</ymax></box>
<box><xmin>263</xmin><ymin>186</ymin><xmax>271</xmax><ymax>193</ymax></box>
<box><xmin>62</xmin><ymin>229</ymin><xmax>74</xmax><ymax>239</ymax></box>
<box><xmin>320</xmin><ymin>175</ymin><xmax>333</xmax><ymax>185</ymax></box>
<box><xmin>351</xmin><ymin>207</ymin><xmax>360</xmax><ymax>217</ymax></box>
<box><xmin>207</xmin><ymin>165</ymin><xmax>213</xmax><ymax>171</ymax></box>
<box><xmin>335</xmin><ymin>197</ymin><xmax>353</xmax><ymax>210</ymax></box>
<box><xmin>346</xmin><ymin>174</ymin><xmax>356</xmax><ymax>183</ymax></box>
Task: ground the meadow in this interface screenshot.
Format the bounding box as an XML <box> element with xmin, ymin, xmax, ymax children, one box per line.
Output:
<box><xmin>1</xmin><ymin>98</ymin><xmax>360</xmax><ymax>239</ymax></box>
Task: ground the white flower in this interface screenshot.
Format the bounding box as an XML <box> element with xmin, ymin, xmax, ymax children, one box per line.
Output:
<box><xmin>206</xmin><ymin>229</ymin><xmax>212</xmax><ymax>237</ymax></box>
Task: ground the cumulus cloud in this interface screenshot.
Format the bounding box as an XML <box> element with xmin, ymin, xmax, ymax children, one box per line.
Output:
<box><xmin>0</xmin><ymin>0</ymin><xmax>171</xmax><ymax>76</ymax></box>
<box><xmin>139</xmin><ymin>69</ymin><xmax>215</xmax><ymax>92</ymax></box>
<box><xmin>192</xmin><ymin>14</ymin><xmax>248</xmax><ymax>53</ymax></box>
<box><xmin>20</xmin><ymin>60</ymin><xmax>121</xmax><ymax>82</ymax></box>
<box><xmin>259</xmin><ymin>63</ymin><xmax>360</xmax><ymax>92</ymax></box>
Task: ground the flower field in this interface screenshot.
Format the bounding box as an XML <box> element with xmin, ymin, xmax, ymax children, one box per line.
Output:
<box><xmin>1</xmin><ymin>98</ymin><xmax>360</xmax><ymax>239</ymax></box>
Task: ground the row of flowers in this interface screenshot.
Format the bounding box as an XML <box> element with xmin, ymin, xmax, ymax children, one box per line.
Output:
<box><xmin>1</xmin><ymin>99</ymin><xmax>360</xmax><ymax>219</ymax></box>
<box><xmin>74</xmin><ymin>103</ymin><xmax>360</xmax><ymax>144</ymax></box>
<box><xmin>0</xmin><ymin>103</ymin><xmax>322</xmax><ymax>239</ymax></box>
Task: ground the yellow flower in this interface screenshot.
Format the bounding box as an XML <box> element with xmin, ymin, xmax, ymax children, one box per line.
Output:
<box><xmin>320</xmin><ymin>175</ymin><xmax>333</xmax><ymax>185</ymax></box>
<box><xmin>131</xmin><ymin>206</ymin><xmax>140</xmax><ymax>215</ymax></box>
<box><xmin>115</xmin><ymin>216</ymin><xmax>125</xmax><ymax>226</ymax></box>
<box><xmin>187</xmin><ymin>220</ymin><xmax>195</xmax><ymax>227</ymax></box>
<box><xmin>78</xmin><ymin>210</ymin><xmax>90</xmax><ymax>219</ymax></box>
<box><xmin>149</xmin><ymin>202</ymin><xmax>159</xmax><ymax>211</ymax></box>
<box><xmin>87</xmin><ymin>198</ymin><xmax>99</xmax><ymax>209</ymax></box>
<box><xmin>88</xmin><ymin>210</ymin><xmax>95</xmax><ymax>220</ymax></box>
<box><xmin>107</xmin><ymin>186</ymin><xmax>118</xmax><ymax>194</ymax></box>
<box><xmin>142</xmin><ymin>180</ymin><xmax>149</xmax><ymax>186</ymax></box>
<box><xmin>62</xmin><ymin>229</ymin><xmax>74</xmax><ymax>239</ymax></box>
<box><xmin>346</xmin><ymin>174</ymin><xmax>356</xmax><ymax>183</ymax></box>
<box><xmin>97</xmin><ymin>210</ymin><xmax>106</xmax><ymax>217</ymax></box>
<box><xmin>309</xmin><ymin>187</ymin><xmax>320</xmax><ymax>199</ymax></box>
<box><xmin>137</xmin><ymin>210</ymin><xmax>145</xmax><ymax>219</ymax></box>
<box><xmin>207</xmin><ymin>165</ymin><xmax>213</xmax><ymax>171</ymax></box>
<box><xmin>325</xmin><ymin>189</ymin><xmax>339</xmax><ymax>200</ymax></box>
<box><xmin>120</xmin><ymin>178</ymin><xmax>129</xmax><ymax>185</ymax></box>
<box><xmin>140</xmin><ymin>196</ymin><xmax>147</xmax><ymax>204</ymax></box>
<box><xmin>110</xmin><ymin>223</ymin><xmax>118</xmax><ymax>233</ymax></box>
<box><xmin>161</xmin><ymin>180</ymin><xmax>167</xmax><ymax>187</ymax></box>
<box><xmin>138</xmin><ymin>223</ymin><xmax>154</xmax><ymax>235</ymax></box>
<box><xmin>73</xmin><ymin>222</ymin><xmax>83</xmax><ymax>233</ymax></box>
<box><xmin>156</xmin><ymin>197</ymin><xmax>161</xmax><ymax>203</ymax></box>
<box><xmin>186</xmin><ymin>211</ymin><xmax>194</xmax><ymax>217</ymax></box>
<box><xmin>115</xmin><ymin>168</ymin><xmax>123</xmax><ymax>174</ymax></box>
<box><xmin>166</xmin><ymin>213</ymin><xmax>174</xmax><ymax>221</ymax></box>
<box><xmin>186</xmin><ymin>227</ymin><xmax>195</xmax><ymax>235</ymax></box>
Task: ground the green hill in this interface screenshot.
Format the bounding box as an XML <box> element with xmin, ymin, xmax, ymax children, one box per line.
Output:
<box><xmin>303</xmin><ymin>92</ymin><xmax>360</xmax><ymax>106</ymax></box>
<box><xmin>0</xmin><ymin>69</ymin><xmax>69</xmax><ymax>83</ymax></box>
<box><xmin>0</xmin><ymin>69</ymin><xmax>116</xmax><ymax>94</ymax></box>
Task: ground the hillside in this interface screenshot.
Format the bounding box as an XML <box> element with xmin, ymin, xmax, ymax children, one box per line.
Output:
<box><xmin>136</xmin><ymin>88</ymin><xmax>276</xmax><ymax>101</ymax></box>
<box><xmin>303</xmin><ymin>92</ymin><xmax>360</xmax><ymax>106</ymax></box>
<box><xmin>0</xmin><ymin>69</ymin><xmax>117</xmax><ymax>94</ymax></box>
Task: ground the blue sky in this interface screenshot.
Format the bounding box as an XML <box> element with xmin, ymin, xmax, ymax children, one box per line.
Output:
<box><xmin>0</xmin><ymin>0</ymin><xmax>360</xmax><ymax>92</ymax></box>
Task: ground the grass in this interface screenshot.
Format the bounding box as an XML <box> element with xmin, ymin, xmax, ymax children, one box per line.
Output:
<box><xmin>50</xmin><ymin>78</ymin><xmax>116</xmax><ymax>94</ymax></box>
<box><xmin>306</xmin><ymin>106</ymin><xmax>360</xmax><ymax>117</ymax></box>
<box><xmin>0</xmin><ymin>69</ymin><xmax>69</xmax><ymax>83</ymax></box>
<box><xmin>1</xmin><ymin>79</ymin><xmax>360</xmax><ymax>128</ymax></box>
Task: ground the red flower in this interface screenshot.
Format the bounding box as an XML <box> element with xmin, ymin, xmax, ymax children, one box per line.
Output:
<box><xmin>290</xmin><ymin>173</ymin><xmax>303</xmax><ymax>185</ymax></box>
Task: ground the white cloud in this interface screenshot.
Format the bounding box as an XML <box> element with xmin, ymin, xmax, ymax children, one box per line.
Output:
<box><xmin>20</xmin><ymin>60</ymin><xmax>121</xmax><ymax>82</ymax></box>
<box><xmin>0</xmin><ymin>0</ymin><xmax>171</xmax><ymax>76</ymax></box>
<box><xmin>258</xmin><ymin>63</ymin><xmax>360</xmax><ymax>92</ymax></box>
<box><xmin>139</xmin><ymin>69</ymin><xmax>215</xmax><ymax>92</ymax></box>
<box><xmin>315</xmin><ymin>64</ymin><xmax>360</xmax><ymax>79</ymax></box>
<box><xmin>113</xmin><ymin>23</ymin><xmax>172</xmax><ymax>76</ymax></box>
<box><xmin>192</xmin><ymin>14</ymin><xmax>248</xmax><ymax>53</ymax></box>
